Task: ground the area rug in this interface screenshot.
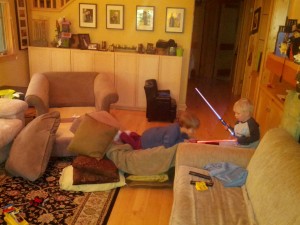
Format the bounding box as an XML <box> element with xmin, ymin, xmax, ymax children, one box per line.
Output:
<box><xmin>0</xmin><ymin>157</ymin><xmax>119</xmax><ymax>225</ymax></box>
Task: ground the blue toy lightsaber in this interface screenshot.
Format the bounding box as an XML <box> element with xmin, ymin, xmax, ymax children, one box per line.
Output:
<box><xmin>195</xmin><ymin>87</ymin><xmax>235</xmax><ymax>137</ymax></box>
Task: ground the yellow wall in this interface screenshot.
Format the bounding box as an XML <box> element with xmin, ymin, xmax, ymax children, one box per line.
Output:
<box><xmin>0</xmin><ymin>0</ymin><xmax>30</xmax><ymax>87</ymax></box>
<box><xmin>30</xmin><ymin>0</ymin><xmax>195</xmax><ymax>106</ymax></box>
<box><xmin>288</xmin><ymin>0</ymin><xmax>300</xmax><ymax>20</ymax></box>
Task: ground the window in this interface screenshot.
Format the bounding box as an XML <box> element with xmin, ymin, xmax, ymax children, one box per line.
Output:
<box><xmin>0</xmin><ymin>0</ymin><xmax>14</xmax><ymax>56</ymax></box>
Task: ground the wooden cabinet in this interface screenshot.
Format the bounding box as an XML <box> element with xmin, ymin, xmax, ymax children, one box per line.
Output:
<box><xmin>71</xmin><ymin>50</ymin><xmax>94</xmax><ymax>71</ymax></box>
<box><xmin>28</xmin><ymin>47</ymin><xmax>51</xmax><ymax>76</ymax></box>
<box><xmin>159</xmin><ymin>56</ymin><xmax>182</xmax><ymax>103</ymax></box>
<box><xmin>114</xmin><ymin>53</ymin><xmax>182</xmax><ymax>109</ymax></box>
<box><xmin>94</xmin><ymin>51</ymin><xmax>115</xmax><ymax>83</ymax></box>
<box><xmin>115</xmin><ymin>53</ymin><xmax>137</xmax><ymax>108</ymax></box>
<box><xmin>136</xmin><ymin>55</ymin><xmax>160</xmax><ymax>108</ymax></box>
<box><xmin>255</xmin><ymin>86</ymin><xmax>284</xmax><ymax>137</ymax></box>
<box><xmin>265</xmin><ymin>53</ymin><xmax>298</xmax><ymax>86</ymax></box>
<box><xmin>50</xmin><ymin>48</ymin><xmax>71</xmax><ymax>71</ymax></box>
<box><xmin>28</xmin><ymin>47</ymin><xmax>183</xmax><ymax>110</ymax></box>
<box><xmin>28</xmin><ymin>47</ymin><xmax>71</xmax><ymax>77</ymax></box>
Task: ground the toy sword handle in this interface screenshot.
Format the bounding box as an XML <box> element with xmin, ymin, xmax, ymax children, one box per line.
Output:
<box><xmin>195</xmin><ymin>88</ymin><xmax>235</xmax><ymax>136</ymax></box>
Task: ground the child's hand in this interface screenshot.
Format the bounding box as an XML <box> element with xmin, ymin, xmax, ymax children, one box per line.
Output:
<box><xmin>187</xmin><ymin>139</ymin><xmax>198</xmax><ymax>143</ymax></box>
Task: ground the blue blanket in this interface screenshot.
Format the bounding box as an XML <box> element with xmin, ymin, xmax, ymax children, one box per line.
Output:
<box><xmin>203</xmin><ymin>162</ymin><xmax>248</xmax><ymax>187</ymax></box>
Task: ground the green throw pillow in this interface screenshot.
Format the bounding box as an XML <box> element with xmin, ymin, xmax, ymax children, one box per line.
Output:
<box><xmin>67</xmin><ymin>114</ymin><xmax>118</xmax><ymax>158</ymax></box>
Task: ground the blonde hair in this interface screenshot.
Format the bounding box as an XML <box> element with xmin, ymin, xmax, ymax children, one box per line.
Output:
<box><xmin>178</xmin><ymin>111</ymin><xmax>200</xmax><ymax>129</ymax></box>
<box><xmin>233</xmin><ymin>98</ymin><xmax>253</xmax><ymax>116</ymax></box>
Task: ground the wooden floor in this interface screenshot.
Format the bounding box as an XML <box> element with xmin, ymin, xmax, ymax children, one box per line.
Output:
<box><xmin>107</xmin><ymin>77</ymin><xmax>239</xmax><ymax>225</ymax></box>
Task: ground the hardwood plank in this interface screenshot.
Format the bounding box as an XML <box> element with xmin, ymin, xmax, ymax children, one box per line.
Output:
<box><xmin>107</xmin><ymin>187</ymin><xmax>173</xmax><ymax>225</ymax></box>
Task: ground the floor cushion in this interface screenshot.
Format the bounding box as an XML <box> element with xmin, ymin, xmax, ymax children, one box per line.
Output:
<box><xmin>59</xmin><ymin>165</ymin><xmax>126</xmax><ymax>192</ymax></box>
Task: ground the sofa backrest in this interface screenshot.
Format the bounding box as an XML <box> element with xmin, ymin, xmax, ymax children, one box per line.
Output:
<box><xmin>44</xmin><ymin>72</ymin><xmax>98</xmax><ymax>107</ymax></box>
<box><xmin>246</xmin><ymin>128</ymin><xmax>300</xmax><ymax>225</ymax></box>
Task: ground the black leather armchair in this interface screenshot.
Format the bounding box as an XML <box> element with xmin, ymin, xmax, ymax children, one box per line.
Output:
<box><xmin>144</xmin><ymin>79</ymin><xmax>177</xmax><ymax>122</ymax></box>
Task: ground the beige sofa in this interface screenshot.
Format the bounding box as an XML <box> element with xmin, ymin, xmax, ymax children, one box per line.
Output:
<box><xmin>169</xmin><ymin>128</ymin><xmax>300</xmax><ymax>225</ymax></box>
<box><xmin>0</xmin><ymin>99</ymin><xmax>28</xmax><ymax>163</ymax></box>
<box><xmin>25</xmin><ymin>72</ymin><xmax>119</xmax><ymax>156</ymax></box>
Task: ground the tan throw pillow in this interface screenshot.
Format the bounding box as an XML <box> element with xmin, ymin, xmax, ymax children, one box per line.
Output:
<box><xmin>5</xmin><ymin>111</ymin><xmax>60</xmax><ymax>181</ymax></box>
<box><xmin>67</xmin><ymin>114</ymin><xmax>118</xmax><ymax>158</ymax></box>
<box><xmin>69</xmin><ymin>111</ymin><xmax>121</xmax><ymax>134</ymax></box>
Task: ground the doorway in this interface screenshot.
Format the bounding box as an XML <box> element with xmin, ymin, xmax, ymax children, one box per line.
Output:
<box><xmin>186</xmin><ymin>0</ymin><xmax>248</xmax><ymax>140</ymax></box>
<box><xmin>190</xmin><ymin>0</ymin><xmax>241</xmax><ymax>82</ymax></box>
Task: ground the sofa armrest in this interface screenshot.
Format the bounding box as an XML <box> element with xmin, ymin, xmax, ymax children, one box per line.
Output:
<box><xmin>25</xmin><ymin>73</ymin><xmax>49</xmax><ymax>116</ymax></box>
<box><xmin>176</xmin><ymin>143</ymin><xmax>255</xmax><ymax>169</ymax></box>
<box><xmin>94</xmin><ymin>74</ymin><xmax>119</xmax><ymax>111</ymax></box>
<box><xmin>0</xmin><ymin>99</ymin><xmax>28</xmax><ymax>122</ymax></box>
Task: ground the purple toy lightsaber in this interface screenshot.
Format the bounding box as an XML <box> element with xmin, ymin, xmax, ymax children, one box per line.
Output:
<box><xmin>195</xmin><ymin>87</ymin><xmax>235</xmax><ymax>137</ymax></box>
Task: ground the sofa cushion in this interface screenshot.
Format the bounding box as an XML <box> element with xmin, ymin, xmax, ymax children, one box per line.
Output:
<box><xmin>246</xmin><ymin>128</ymin><xmax>300</xmax><ymax>225</ymax></box>
<box><xmin>106</xmin><ymin>143</ymin><xmax>177</xmax><ymax>175</ymax></box>
<box><xmin>67</xmin><ymin>114</ymin><xmax>118</xmax><ymax>158</ymax></box>
<box><xmin>0</xmin><ymin>119</ymin><xmax>23</xmax><ymax>148</ymax></box>
<box><xmin>170</xmin><ymin>165</ymin><xmax>255</xmax><ymax>225</ymax></box>
<box><xmin>5</xmin><ymin>111</ymin><xmax>60</xmax><ymax>181</ymax></box>
<box><xmin>59</xmin><ymin>165</ymin><xmax>126</xmax><ymax>192</ymax></box>
<box><xmin>45</xmin><ymin>72</ymin><xmax>98</xmax><ymax>107</ymax></box>
<box><xmin>0</xmin><ymin>98</ymin><xmax>28</xmax><ymax>119</ymax></box>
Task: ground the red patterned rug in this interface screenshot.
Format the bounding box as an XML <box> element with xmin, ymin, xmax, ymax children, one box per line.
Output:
<box><xmin>0</xmin><ymin>157</ymin><xmax>119</xmax><ymax>225</ymax></box>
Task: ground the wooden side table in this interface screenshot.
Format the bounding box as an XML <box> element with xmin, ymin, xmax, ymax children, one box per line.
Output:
<box><xmin>25</xmin><ymin>107</ymin><xmax>36</xmax><ymax>125</ymax></box>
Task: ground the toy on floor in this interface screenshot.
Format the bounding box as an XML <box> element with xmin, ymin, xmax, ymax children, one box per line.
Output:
<box><xmin>2</xmin><ymin>204</ymin><xmax>29</xmax><ymax>225</ymax></box>
<box><xmin>29</xmin><ymin>196</ymin><xmax>44</xmax><ymax>207</ymax></box>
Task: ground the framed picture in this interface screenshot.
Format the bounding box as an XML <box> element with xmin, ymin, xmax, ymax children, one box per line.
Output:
<box><xmin>106</xmin><ymin>4</ymin><xmax>124</xmax><ymax>29</ymax></box>
<box><xmin>274</xmin><ymin>26</ymin><xmax>292</xmax><ymax>57</ymax></box>
<box><xmin>79</xmin><ymin>3</ymin><xmax>97</xmax><ymax>28</ymax></box>
<box><xmin>136</xmin><ymin>6</ymin><xmax>154</xmax><ymax>31</ymax></box>
<box><xmin>70</xmin><ymin>34</ymin><xmax>80</xmax><ymax>49</ymax></box>
<box><xmin>88</xmin><ymin>43</ymin><xmax>99</xmax><ymax>50</ymax></box>
<box><xmin>165</xmin><ymin>7</ymin><xmax>185</xmax><ymax>33</ymax></box>
<box><xmin>15</xmin><ymin>0</ymin><xmax>29</xmax><ymax>50</ymax></box>
<box><xmin>251</xmin><ymin>7</ymin><xmax>261</xmax><ymax>34</ymax></box>
<box><xmin>78</xmin><ymin>33</ymin><xmax>90</xmax><ymax>49</ymax></box>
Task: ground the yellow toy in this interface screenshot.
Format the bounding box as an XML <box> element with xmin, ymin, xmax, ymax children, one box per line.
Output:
<box><xmin>2</xmin><ymin>204</ymin><xmax>29</xmax><ymax>225</ymax></box>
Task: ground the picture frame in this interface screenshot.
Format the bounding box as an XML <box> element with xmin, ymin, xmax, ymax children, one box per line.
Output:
<box><xmin>70</xmin><ymin>34</ymin><xmax>80</xmax><ymax>49</ymax></box>
<box><xmin>78</xmin><ymin>33</ymin><xmax>90</xmax><ymax>50</ymax></box>
<box><xmin>106</xmin><ymin>4</ymin><xmax>124</xmax><ymax>30</ymax></box>
<box><xmin>88</xmin><ymin>43</ymin><xmax>99</xmax><ymax>50</ymax></box>
<box><xmin>251</xmin><ymin>7</ymin><xmax>261</xmax><ymax>34</ymax></box>
<box><xmin>15</xmin><ymin>0</ymin><xmax>29</xmax><ymax>50</ymax></box>
<box><xmin>165</xmin><ymin>7</ymin><xmax>185</xmax><ymax>33</ymax></box>
<box><xmin>274</xmin><ymin>26</ymin><xmax>292</xmax><ymax>58</ymax></box>
<box><xmin>79</xmin><ymin>3</ymin><xmax>97</xmax><ymax>28</ymax></box>
<box><xmin>136</xmin><ymin>6</ymin><xmax>155</xmax><ymax>31</ymax></box>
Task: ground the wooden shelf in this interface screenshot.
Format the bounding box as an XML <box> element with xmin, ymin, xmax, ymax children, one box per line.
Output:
<box><xmin>266</xmin><ymin>53</ymin><xmax>299</xmax><ymax>86</ymax></box>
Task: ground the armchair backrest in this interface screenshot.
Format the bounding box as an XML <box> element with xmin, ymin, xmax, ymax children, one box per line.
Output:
<box><xmin>44</xmin><ymin>72</ymin><xmax>98</xmax><ymax>107</ymax></box>
<box><xmin>144</xmin><ymin>79</ymin><xmax>158</xmax><ymax>101</ymax></box>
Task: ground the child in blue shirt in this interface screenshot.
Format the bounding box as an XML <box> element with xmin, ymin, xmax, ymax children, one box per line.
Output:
<box><xmin>120</xmin><ymin>111</ymin><xmax>200</xmax><ymax>150</ymax></box>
